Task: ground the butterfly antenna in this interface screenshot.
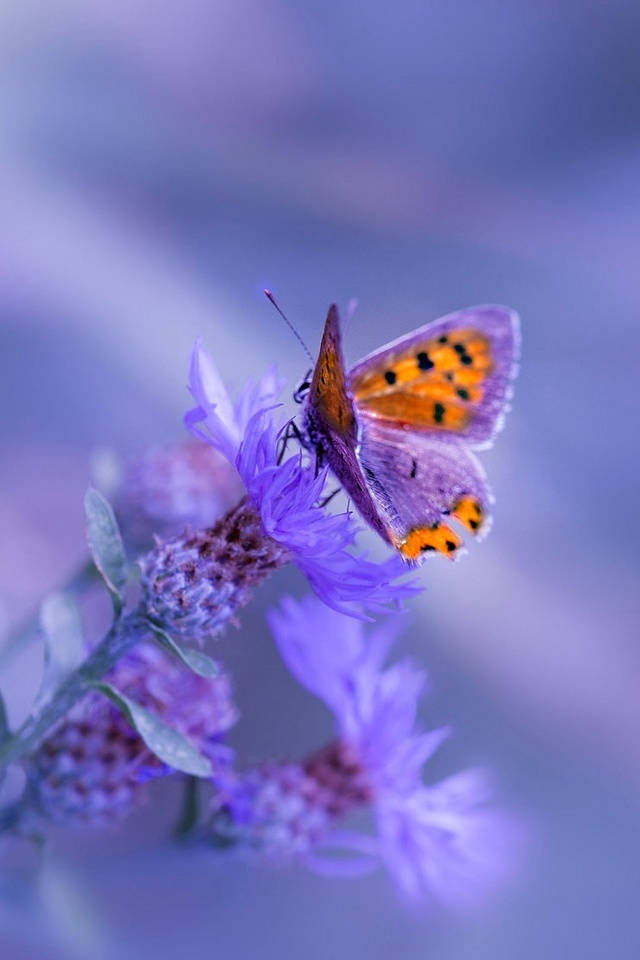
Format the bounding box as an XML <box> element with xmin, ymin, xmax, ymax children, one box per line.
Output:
<box><xmin>264</xmin><ymin>289</ymin><xmax>314</xmax><ymax>364</ymax></box>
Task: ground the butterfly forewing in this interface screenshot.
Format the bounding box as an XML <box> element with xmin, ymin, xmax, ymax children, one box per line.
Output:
<box><xmin>305</xmin><ymin>306</ymin><xmax>390</xmax><ymax>542</ymax></box>
<box><xmin>309</xmin><ymin>305</ymin><xmax>358</xmax><ymax>442</ymax></box>
<box><xmin>348</xmin><ymin>306</ymin><xmax>519</xmax><ymax>447</ymax></box>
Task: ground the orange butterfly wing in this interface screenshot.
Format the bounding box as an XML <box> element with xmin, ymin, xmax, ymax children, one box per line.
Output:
<box><xmin>348</xmin><ymin>306</ymin><xmax>519</xmax><ymax>446</ymax></box>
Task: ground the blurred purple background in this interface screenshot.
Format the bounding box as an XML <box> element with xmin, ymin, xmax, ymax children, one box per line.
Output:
<box><xmin>1</xmin><ymin>1</ymin><xmax>639</xmax><ymax>957</ymax></box>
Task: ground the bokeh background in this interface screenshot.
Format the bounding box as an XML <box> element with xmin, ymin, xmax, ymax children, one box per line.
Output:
<box><xmin>1</xmin><ymin>1</ymin><xmax>639</xmax><ymax>957</ymax></box>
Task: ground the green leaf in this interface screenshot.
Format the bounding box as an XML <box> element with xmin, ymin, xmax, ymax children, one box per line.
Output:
<box><xmin>143</xmin><ymin>620</ymin><xmax>218</xmax><ymax>678</ymax></box>
<box><xmin>84</xmin><ymin>487</ymin><xmax>127</xmax><ymax>608</ymax></box>
<box><xmin>93</xmin><ymin>683</ymin><xmax>212</xmax><ymax>778</ymax></box>
<box><xmin>37</xmin><ymin>592</ymin><xmax>85</xmax><ymax>703</ymax></box>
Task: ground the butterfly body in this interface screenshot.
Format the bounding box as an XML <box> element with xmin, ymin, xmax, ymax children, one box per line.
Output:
<box><xmin>304</xmin><ymin>304</ymin><xmax>520</xmax><ymax>564</ymax></box>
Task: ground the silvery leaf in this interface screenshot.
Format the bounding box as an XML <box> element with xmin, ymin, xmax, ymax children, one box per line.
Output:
<box><xmin>143</xmin><ymin>620</ymin><xmax>218</xmax><ymax>678</ymax></box>
<box><xmin>93</xmin><ymin>683</ymin><xmax>212</xmax><ymax>778</ymax></box>
<box><xmin>84</xmin><ymin>487</ymin><xmax>127</xmax><ymax>608</ymax></box>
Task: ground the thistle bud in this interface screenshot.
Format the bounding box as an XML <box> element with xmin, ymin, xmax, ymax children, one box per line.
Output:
<box><xmin>140</xmin><ymin>499</ymin><xmax>290</xmax><ymax>641</ymax></box>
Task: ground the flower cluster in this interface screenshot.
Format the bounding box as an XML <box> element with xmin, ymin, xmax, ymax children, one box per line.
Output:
<box><xmin>0</xmin><ymin>333</ymin><xmax>520</xmax><ymax>911</ymax></box>
<box><xmin>140</xmin><ymin>340</ymin><xmax>416</xmax><ymax>641</ymax></box>
<box><xmin>215</xmin><ymin>596</ymin><xmax>518</xmax><ymax>904</ymax></box>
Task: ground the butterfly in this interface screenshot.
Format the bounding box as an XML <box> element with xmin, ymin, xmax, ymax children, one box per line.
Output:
<box><xmin>302</xmin><ymin>304</ymin><xmax>520</xmax><ymax>564</ymax></box>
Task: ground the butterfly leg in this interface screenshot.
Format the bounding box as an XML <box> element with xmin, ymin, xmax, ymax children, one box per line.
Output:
<box><xmin>313</xmin><ymin>444</ymin><xmax>326</xmax><ymax>477</ymax></box>
<box><xmin>276</xmin><ymin>423</ymin><xmax>292</xmax><ymax>465</ymax></box>
<box><xmin>318</xmin><ymin>486</ymin><xmax>341</xmax><ymax>508</ymax></box>
<box><xmin>277</xmin><ymin>418</ymin><xmax>308</xmax><ymax>464</ymax></box>
<box><xmin>289</xmin><ymin>418</ymin><xmax>309</xmax><ymax>448</ymax></box>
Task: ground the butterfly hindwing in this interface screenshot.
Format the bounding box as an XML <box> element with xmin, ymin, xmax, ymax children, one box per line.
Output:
<box><xmin>356</xmin><ymin>416</ymin><xmax>492</xmax><ymax>562</ymax></box>
<box><xmin>348</xmin><ymin>305</ymin><xmax>519</xmax><ymax>447</ymax></box>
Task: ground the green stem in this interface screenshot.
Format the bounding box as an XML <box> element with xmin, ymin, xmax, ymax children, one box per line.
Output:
<box><xmin>0</xmin><ymin>559</ymin><xmax>99</xmax><ymax>670</ymax></box>
<box><xmin>0</xmin><ymin>610</ymin><xmax>142</xmax><ymax>776</ymax></box>
<box><xmin>174</xmin><ymin>776</ymin><xmax>200</xmax><ymax>839</ymax></box>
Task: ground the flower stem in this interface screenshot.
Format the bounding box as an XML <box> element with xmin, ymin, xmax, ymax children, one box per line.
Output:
<box><xmin>0</xmin><ymin>559</ymin><xmax>99</xmax><ymax>670</ymax></box>
<box><xmin>0</xmin><ymin>610</ymin><xmax>142</xmax><ymax>776</ymax></box>
<box><xmin>174</xmin><ymin>776</ymin><xmax>200</xmax><ymax>839</ymax></box>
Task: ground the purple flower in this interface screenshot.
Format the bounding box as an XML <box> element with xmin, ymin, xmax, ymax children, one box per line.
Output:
<box><xmin>185</xmin><ymin>337</ymin><xmax>284</xmax><ymax>464</ymax></box>
<box><xmin>181</xmin><ymin>340</ymin><xmax>416</xmax><ymax>619</ymax></box>
<box><xmin>219</xmin><ymin>596</ymin><xmax>519</xmax><ymax>903</ymax></box>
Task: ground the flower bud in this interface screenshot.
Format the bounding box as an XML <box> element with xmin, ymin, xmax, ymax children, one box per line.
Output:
<box><xmin>140</xmin><ymin>498</ymin><xmax>289</xmax><ymax>641</ymax></box>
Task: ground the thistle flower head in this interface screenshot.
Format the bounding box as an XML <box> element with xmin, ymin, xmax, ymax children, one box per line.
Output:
<box><xmin>140</xmin><ymin>498</ymin><xmax>289</xmax><ymax>640</ymax></box>
<box><xmin>271</xmin><ymin>597</ymin><xmax>445</xmax><ymax>798</ymax></box>
<box><xmin>26</xmin><ymin>642</ymin><xmax>237</xmax><ymax>825</ymax></box>
<box><xmin>147</xmin><ymin>341</ymin><xmax>415</xmax><ymax>615</ymax></box>
<box><xmin>219</xmin><ymin>596</ymin><xmax>517</xmax><ymax>903</ymax></box>
<box><xmin>217</xmin><ymin>762</ymin><xmax>334</xmax><ymax>858</ymax></box>
<box><xmin>140</xmin><ymin>342</ymin><xmax>415</xmax><ymax>639</ymax></box>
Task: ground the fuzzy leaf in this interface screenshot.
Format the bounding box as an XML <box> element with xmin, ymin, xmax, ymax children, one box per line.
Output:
<box><xmin>143</xmin><ymin>620</ymin><xmax>218</xmax><ymax>678</ymax></box>
<box><xmin>93</xmin><ymin>683</ymin><xmax>212</xmax><ymax>778</ymax></box>
<box><xmin>38</xmin><ymin>592</ymin><xmax>85</xmax><ymax>703</ymax></box>
<box><xmin>84</xmin><ymin>488</ymin><xmax>127</xmax><ymax>606</ymax></box>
